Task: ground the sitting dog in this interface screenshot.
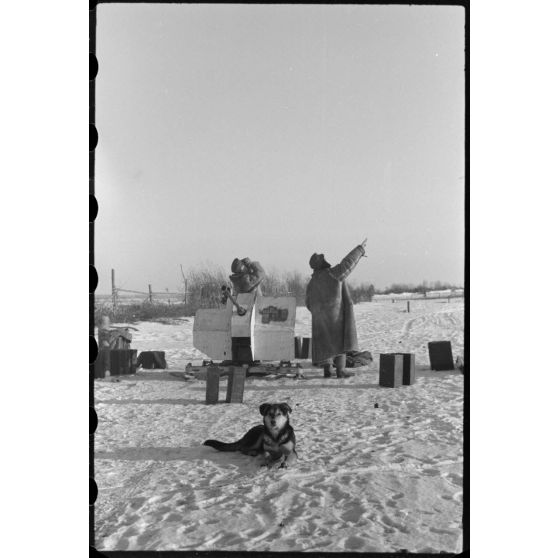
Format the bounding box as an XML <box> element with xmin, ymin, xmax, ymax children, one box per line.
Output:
<box><xmin>203</xmin><ymin>402</ymin><xmax>298</xmax><ymax>468</ymax></box>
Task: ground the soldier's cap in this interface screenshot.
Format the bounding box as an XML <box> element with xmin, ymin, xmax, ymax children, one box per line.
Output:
<box><xmin>231</xmin><ymin>258</ymin><xmax>244</xmax><ymax>273</ymax></box>
<box><xmin>310</xmin><ymin>253</ymin><xmax>331</xmax><ymax>270</ymax></box>
<box><xmin>309</xmin><ymin>253</ymin><xmax>322</xmax><ymax>269</ymax></box>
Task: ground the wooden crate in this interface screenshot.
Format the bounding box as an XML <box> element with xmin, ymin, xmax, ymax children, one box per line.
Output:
<box><xmin>379</xmin><ymin>353</ymin><xmax>403</xmax><ymax>388</ymax></box>
<box><xmin>137</xmin><ymin>351</ymin><xmax>167</xmax><ymax>369</ymax></box>
<box><xmin>205</xmin><ymin>366</ymin><xmax>221</xmax><ymax>404</ymax></box>
<box><xmin>109</xmin><ymin>349</ymin><xmax>138</xmax><ymax>376</ymax></box>
<box><xmin>427</xmin><ymin>341</ymin><xmax>454</xmax><ymax>371</ymax></box>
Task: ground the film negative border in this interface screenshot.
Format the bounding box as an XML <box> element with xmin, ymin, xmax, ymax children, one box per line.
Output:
<box><xmin>89</xmin><ymin>1</ymin><xmax>98</xmax><ymax>553</ymax></box>
<box><xmin>85</xmin><ymin>2</ymin><xmax>470</xmax><ymax>556</ymax></box>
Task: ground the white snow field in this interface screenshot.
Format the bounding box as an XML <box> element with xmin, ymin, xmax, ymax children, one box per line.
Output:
<box><xmin>94</xmin><ymin>298</ymin><xmax>464</xmax><ymax>552</ymax></box>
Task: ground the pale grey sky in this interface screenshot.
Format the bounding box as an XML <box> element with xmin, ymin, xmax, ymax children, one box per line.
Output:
<box><xmin>95</xmin><ymin>3</ymin><xmax>465</xmax><ymax>293</ymax></box>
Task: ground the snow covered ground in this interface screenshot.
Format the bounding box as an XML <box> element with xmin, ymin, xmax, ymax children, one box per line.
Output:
<box><xmin>94</xmin><ymin>298</ymin><xmax>464</xmax><ymax>552</ymax></box>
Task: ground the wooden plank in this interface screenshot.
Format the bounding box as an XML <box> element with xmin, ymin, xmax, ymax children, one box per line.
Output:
<box><xmin>225</xmin><ymin>367</ymin><xmax>246</xmax><ymax>403</ymax></box>
<box><xmin>193</xmin><ymin>303</ymin><xmax>233</xmax><ymax>360</ymax></box>
<box><xmin>193</xmin><ymin>304</ymin><xmax>232</xmax><ymax>331</ymax></box>
<box><xmin>193</xmin><ymin>331</ymin><xmax>233</xmax><ymax>361</ymax></box>
<box><xmin>253</xmin><ymin>331</ymin><xmax>295</xmax><ymax>361</ymax></box>
<box><xmin>205</xmin><ymin>366</ymin><xmax>221</xmax><ymax>404</ymax></box>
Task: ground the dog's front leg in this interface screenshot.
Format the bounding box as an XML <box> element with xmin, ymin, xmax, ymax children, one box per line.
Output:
<box><xmin>280</xmin><ymin>450</ymin><xmax>297</xmax><ymax>469</ymax></box>
<box><xmin>261</xmin><ymin>450</ymin><xmax>284</xmax><ymax>468</ymax></box>
<box><xmin>258</xmin><ymin>451</ymin><xmax>272</xmax><ymax>467</ymax></box>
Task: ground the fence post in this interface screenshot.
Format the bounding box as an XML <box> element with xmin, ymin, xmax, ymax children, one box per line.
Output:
<box><xmin>111</xmin><ymin>268</ymin><xmax>117</xmax><ymax>314</ymax></box>
<box><xmin>407</xmin><ymin>300</ymin><xmax>410</xmax><ymax>313</ymax></box>
<box><xmin>180</xmin><ymin>264</ymin><xmax>188</xmax><ymax>306</ymax></box>
<box><xmin>148</xmin><ymin>284</ymin><xmax>153</xmax><ymax>304</ymax></box>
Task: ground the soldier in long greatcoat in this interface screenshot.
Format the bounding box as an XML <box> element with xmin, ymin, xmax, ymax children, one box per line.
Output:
<box><xmin>305</xmin><ymin>240</ymin><xmax>367</xmax><ymax>378</ymax></box>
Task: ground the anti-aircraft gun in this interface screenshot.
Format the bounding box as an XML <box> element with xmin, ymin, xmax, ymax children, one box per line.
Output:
<box><xmin>193</xmin><ymin>287</ymin><xmax>298</xmax><ymax>365</ymax></box>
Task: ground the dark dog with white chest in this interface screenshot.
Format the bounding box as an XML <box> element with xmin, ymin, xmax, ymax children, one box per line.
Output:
<box><xmin>203</xmin><ymin>403</ymin><xmax>298</xmax><ymax>468</ymax></box>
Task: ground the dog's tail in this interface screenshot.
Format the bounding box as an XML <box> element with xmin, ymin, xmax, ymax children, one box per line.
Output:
<box><xmin>203</xmin><ymin>439</ymin><xmax>243</xmax><ymax>452</ymax></box>
<box><xmin>203</xmin><ymin>425</ymin><xmax>264</xmax><ymax>453</ymax></box>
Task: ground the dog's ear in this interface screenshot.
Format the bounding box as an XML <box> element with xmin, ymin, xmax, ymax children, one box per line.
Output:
<box><xmin>280</xmin><ymin>403</ymin><xmax>292</xmax><ymax>415</ymax></box>
<box><xmin>259</xmin><ymin>403</ymin><xmax>271</xmax><ymax>416</ymax></box>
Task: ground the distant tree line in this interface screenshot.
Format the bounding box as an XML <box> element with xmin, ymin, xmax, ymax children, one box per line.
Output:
<box><xmin>262</xmin><ymin>270</ymin><xmax>376</xmax><ymax>305</ymax></box>
<box><xmin>348</xmin><ymin>283</ymin><xmax>376</xmax><ymax>303</ymax></box>
<box><xmin>375</xmin><ymin>280</ymin><xmax>463</xmax><ymax>295</ymax></box>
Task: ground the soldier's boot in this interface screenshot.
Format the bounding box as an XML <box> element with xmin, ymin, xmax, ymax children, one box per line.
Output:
<box><xmin>334</xmin><ymin>354</ymin><xmax>354</xmax><ymax>378</ymax></box>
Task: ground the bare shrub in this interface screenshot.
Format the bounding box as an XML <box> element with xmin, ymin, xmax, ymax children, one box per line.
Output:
<box><xmin>283</xmin><ymin>270</ymin><xmax>309</xmax><ymax>306</ymax></box>
<box><xmin>185</xmin><ymin>262</ymin><xmax>229</xmax><ymax>311</ymax></box>
<box><xmin>261</xmin><ymin>267</ymin><xmax>286</xmax><ymax>296</ymax></box>
<box><xmin>348</xmin><ymin>282</ymin><xmax>376</xmax><ymax>303</ymax></box>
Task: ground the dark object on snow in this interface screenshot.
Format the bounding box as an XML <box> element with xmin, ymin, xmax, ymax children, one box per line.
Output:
<box><xmin>94</xmin><ymin>349</ymin><xmax>110</xmax><ymax>378</ymax></box>
<box><xmin>379</xmin><ymin>353</ymin><xmax>403</xmax><ymax>388</ymax></box>
<box><xmin>427</xmin><ymin>341</ymin><xmax>454</xmax><ymax>371</ymax></box>
<box><xmin>396</xmin><ymin>352</ymin><xmax>416</xmax><ymax>385</ymax></box>
<box><xmin>109</xmin><ymin>349</ymin><xmax>138</xmax><ymax>376</ymax></box>
<box><xmin>374</xmin><ymin>403</ymin><xmax>379</xmax><ymax>408</ymax></box>
<box><xmin>346</xmin><ymin>350</ymin><xmax>373</xmax><ymax>368</ymax></box>
<box><xmin>137</xmin><ymin>351</ymin><xmax>167</xmax><ymax>369</ymax></box>
<box><xmin>294</xmin><ymin>337</ymin><xmax>312</xmax><ymax>360</ymax></box>
<box><xmin>231</xmin><ymin>337</ymin><xmax>253</xmax><ymax>364</ymax></box>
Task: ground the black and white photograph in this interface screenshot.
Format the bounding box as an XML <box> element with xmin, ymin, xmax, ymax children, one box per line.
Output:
<box><xmin>92</xmin><ymin>2</ymin><xmax>466</xmax><ymax>553</ymax></box>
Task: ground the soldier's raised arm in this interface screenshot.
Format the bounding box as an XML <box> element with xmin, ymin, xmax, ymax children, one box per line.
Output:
<box><xmin>329</xmin><ymin>243</ymin><xmax>366</xmax><ymax>282</ymax></box>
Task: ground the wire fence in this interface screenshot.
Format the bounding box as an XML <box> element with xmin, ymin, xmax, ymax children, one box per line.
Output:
<box><xmin>375</xmin><ymin>292</ymin><xmax>465</xmax><ymax>302</ymax></box>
